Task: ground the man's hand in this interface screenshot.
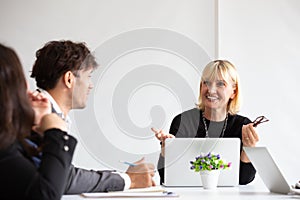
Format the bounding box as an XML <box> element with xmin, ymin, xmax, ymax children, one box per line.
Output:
<box><xmin>126</xmin><ymin>158</ymin><xmax>156</xmax><ymax>189</ymax></box>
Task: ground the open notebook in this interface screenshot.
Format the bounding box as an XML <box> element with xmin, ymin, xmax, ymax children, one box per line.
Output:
<box><xmin>81</xmin><ymin>186</ymin><xmax>179</xmax><ymax>198</ymax></box>
<box><xmin>163</xmin><ymin>138</ymin><xmax>240</xmax><ymax>187</ymax></box>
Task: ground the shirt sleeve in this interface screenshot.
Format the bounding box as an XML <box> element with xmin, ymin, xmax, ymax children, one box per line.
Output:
<box><xmin>239</xmin><ymin>116</ymin><xmax>256</xmax><ymax>185</ymax></box>
<box><xmin>239</xmin><ymin>161</ymin><xmax>256</xmax><ymax>185</ymax></box>
<box><xmin>117</xmin><ymin>172</ymin><xmax>131</xmax><ymax>190</ymax></box>
<box><xmin>64</xmin><ymin>166</ymin><xmax>125</xmax><ymax>194</ymax></box>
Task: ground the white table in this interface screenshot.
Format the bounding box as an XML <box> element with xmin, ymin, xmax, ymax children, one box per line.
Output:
<box><xmin>61</xmin><ymin>185</ymin><xmax>298</xmax><ymax>200</ymax></box>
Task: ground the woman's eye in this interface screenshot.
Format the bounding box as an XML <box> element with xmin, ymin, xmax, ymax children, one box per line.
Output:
<box><xmin>216</xmin><ymin>81</ymin><xmax>226</xmax><ymax>87</ymax></box>
<box><xmin>203</xmin><ymin>81</ymin><xmax>210</xmax><ymax>86</ymax></box>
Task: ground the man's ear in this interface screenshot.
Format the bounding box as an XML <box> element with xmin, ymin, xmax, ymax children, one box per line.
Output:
<box><xmin>63</xmin><ymin>71</ymin><xmax>75</xmax><ymax>88</ymax></box>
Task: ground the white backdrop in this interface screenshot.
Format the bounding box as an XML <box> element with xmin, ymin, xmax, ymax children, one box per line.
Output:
<box><xmin>0</xmin><ymin>0</ymin><xmax>216</xmax><ymax>178</ymax></box>
<box><xmin>1</xmin><ymin>0</ymin><xmax>299</xmax><ymax>187</ymax></box>
<box><xmin>219</xmin><ymin>0</ymin><xmax>300</xmax><ymax>185</ymax></box>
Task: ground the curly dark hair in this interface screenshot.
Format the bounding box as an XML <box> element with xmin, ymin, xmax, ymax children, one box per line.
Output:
<box><xmin>30</xmin><ymin>40</ymin><xmax>98</xmax><ymax>90</ymax></box>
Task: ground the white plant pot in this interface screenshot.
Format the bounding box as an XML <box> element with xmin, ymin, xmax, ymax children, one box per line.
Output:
<box><xmin>200</xmin><ymin>170</ymin><xmax>220</xmax><ymax>189</ymax></box>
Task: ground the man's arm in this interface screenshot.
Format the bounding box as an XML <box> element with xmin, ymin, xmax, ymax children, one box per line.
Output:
<box><xmin>64</xmin><ymin>165</ymin><xmax>125</xmax><ymax>194</ymax></box>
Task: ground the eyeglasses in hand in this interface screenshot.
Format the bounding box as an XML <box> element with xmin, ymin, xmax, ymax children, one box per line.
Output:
<box><xmin>253</xmin><ymin>116</ymin><xmax>269</xmax><ymax>127</ymax></box>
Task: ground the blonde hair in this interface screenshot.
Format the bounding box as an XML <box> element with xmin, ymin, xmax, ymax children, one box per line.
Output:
<box><xmin>197</xmin><ymin>60</ymin><xmax>241</xmax><ymax>115</ymax></box>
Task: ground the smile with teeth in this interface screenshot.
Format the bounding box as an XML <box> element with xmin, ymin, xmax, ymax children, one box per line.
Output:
<box><xmin>206</xmin><ymin>95</ymin><xmax>219</xmax><ymax>101</ymax></box>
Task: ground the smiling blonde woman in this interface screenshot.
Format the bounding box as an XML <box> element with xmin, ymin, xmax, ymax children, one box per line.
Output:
<box><xmin>153</xmin><ymin>60</ymin><xmax>260</xmax><ymax>185</ymax></box>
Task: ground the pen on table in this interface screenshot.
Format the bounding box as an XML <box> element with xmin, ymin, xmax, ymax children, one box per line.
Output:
<box><xmin>163</xmin><ymin>191</ymin><xmax>174</xmax><ymax>195</ymax></box>
<box><xmin>119</xmin><ymin>160</ymin><xmax>137</xmax><ymax>166</ymax></box>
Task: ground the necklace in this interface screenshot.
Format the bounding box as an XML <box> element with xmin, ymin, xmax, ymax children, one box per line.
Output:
<box><xmin>202</xmin><ymin>111</ymin><xmax>228</xmax><ymax>138</ymax></box>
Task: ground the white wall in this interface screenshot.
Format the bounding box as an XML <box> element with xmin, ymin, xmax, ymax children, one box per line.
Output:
<box><xmin>0</xmin><ymin>0</ymin><xmax>217</xmax><ymax>176</ymax></box>
<box><xmin>219</xmin><ymin>0</ymin><xmax>300</xmax><ymax>184</ymax></box>
<box><xmin>2</xmin><ymin>0</ymin><xmax>298</xmax><ymax>187</ymax></box>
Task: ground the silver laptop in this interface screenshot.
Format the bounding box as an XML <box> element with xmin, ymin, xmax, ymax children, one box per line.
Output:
<box><xmin>164</xmin><ymin>138</ymin><xmax>240</xmax><ymax>187</ymax></box>
<box><xmin>243</xmin><ymin>147</ymin><xmax>291</xmax><ymax>194</ymax></box>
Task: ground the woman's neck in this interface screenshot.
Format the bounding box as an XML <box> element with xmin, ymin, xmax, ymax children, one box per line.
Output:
<box><xmin>203</xmin><ymin>108</ymin><xmax>227</xmax><ymax>122</ymax></box>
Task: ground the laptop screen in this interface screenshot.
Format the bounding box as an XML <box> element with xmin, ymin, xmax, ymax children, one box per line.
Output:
<box><xmin>243</xmin><ymin>147</ymin><xmax>291</xmax><ymax>194</ymax></box>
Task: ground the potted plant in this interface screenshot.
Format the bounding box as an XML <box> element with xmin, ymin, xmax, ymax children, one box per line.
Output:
<box><xmin>190</xmin><ymin>152</ymin><xmax>231</xmax><ymax>189</ymax></box>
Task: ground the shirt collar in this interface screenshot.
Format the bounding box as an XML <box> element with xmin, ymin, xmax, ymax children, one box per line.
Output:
<box><xmin>37</xmin><ymin>89</ymin><xmax>71</xmax><ymax>125</ymax></box>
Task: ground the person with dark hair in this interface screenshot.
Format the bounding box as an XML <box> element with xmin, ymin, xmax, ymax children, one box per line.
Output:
<box><xmin>152</xmin><ymin>60</ymin><xmax>259</xmax><ymax>185</ymax></box>
<box><xmin>30</xmin><ymin>40</ymin><xmax>155</xmax><ymax>194</ymax></box>
<box><xmin>0</xmin><ymin>43</ymin><xmax>77</xmax><ymax>200</ymax></box>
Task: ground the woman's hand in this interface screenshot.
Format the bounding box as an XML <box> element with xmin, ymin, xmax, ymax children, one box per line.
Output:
<box><xmin>241</xmin><ymin>123</ymin><xmax>259</xmax><ymax>162</ymax></box>
<box><xmin>151</xmin><ymin>127</ymin><xmax>175</xmax><ymax>157</ymax></box>
<box><xmin>34</xmin><ymin>113</ymin><xmax>67</xmax><ymax>134</ymax></box>
<box><xmin>28</xmin><ymin>90</ymin><xmax>51</xmax><ymax>125</ymax></box>
<box><xmin>242</xmin><ymin>123</ymin><xmax>259</xmax><ymax>147</ymax></box>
